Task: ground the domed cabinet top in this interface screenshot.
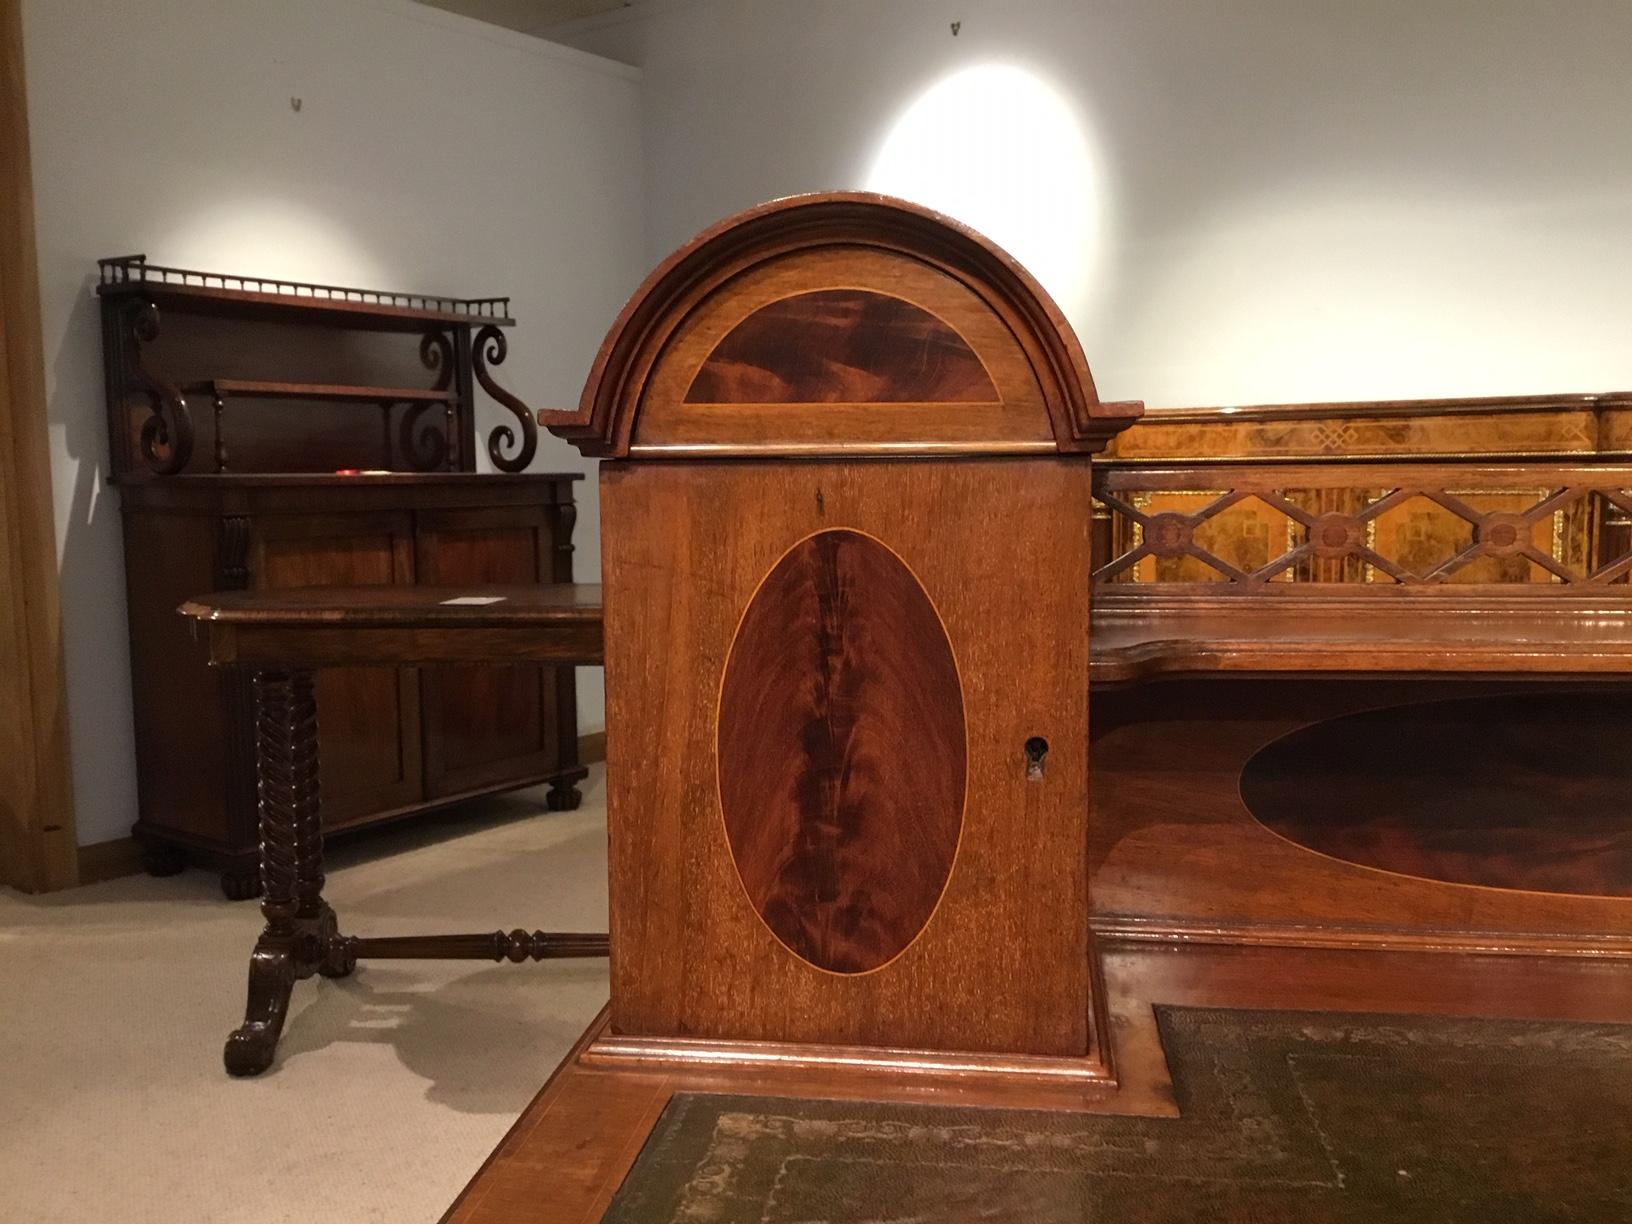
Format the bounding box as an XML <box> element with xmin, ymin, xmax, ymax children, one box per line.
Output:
<box><xmin>541</xmin><ymin>192</ymin><xmax>1141</xmax><ymax>459</ymax></box>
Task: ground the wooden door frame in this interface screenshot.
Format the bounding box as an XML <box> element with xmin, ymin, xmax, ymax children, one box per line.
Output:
<box><xmin>1</xmin><ymin>0</ymin><xmax>78</xmax><ymax>891</ymax></box>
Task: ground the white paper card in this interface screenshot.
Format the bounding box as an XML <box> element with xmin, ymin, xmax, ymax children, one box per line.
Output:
<box><xmin>440</xmin><ymin>595</ymin><xmax>508</xmax><ymax>606</ymax></box>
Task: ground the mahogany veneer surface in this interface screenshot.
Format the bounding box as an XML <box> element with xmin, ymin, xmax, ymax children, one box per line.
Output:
<box><xmin>685</xmin><ymin>288</ymin><xmax>998</xmax><ymax>404</ymax></box>
<box><xmin>600</xmin><ymin>456</ymin><xmax>1096</xmax><ymax>1057</ymax></box>
<box><xmin>1241</xmin><ymin>690</ymin><xmax>1632</xmax><ymax>897</ymax></box>
<box><xmin>1090</xmin><ymin>595</ymin><xmax>1632</xmax><ymax>679</ymax></box>
<box><xmin>716</xmin><ymin>528</ymin><xmax>966</xmax><ymax>975</ymax></box>
<box><xmin>1090</xmin><ymin>679</ymin><xmax>1632</xmax><ymax>953</ymax></box>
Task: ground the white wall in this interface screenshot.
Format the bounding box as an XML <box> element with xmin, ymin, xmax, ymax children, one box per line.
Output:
<box><xmin>557</xmin><ymin>0</ymin><xmax>1632</xmax><ymax>407</ymax></box>
<box><xmin>26</xmin><ymin>0</ymin><xmax>643</xmax><ymax>845</ymax></box>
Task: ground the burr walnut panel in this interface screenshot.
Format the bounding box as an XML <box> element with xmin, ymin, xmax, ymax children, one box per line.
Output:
<box><xmin>717</xmin><ymin>529</ymin><xmax>966</xmax><ymax>975</ymax></box>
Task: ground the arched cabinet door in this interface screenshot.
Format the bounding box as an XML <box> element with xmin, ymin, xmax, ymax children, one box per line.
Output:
<box><xmin>554</xmin><ymin>193</ymin><xmax>1140</xmax><ymax>1079</ymax></box>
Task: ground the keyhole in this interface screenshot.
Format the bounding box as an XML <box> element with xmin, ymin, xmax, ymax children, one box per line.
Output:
<box><xmin>1024</xmin><ymin>736</ymin><xmax>1049</xmax><ymax>781</ymax></box>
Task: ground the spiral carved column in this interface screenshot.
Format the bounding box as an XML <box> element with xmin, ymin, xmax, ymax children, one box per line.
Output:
<box><xmin>252</xmin><ymin>669</ymin><xmax>321</xmax><ymax>929</ymax></box>
<box><xmin>222</xmin><ymin>655</ymin><xmax>603</xmax><ymax>1077</ymax></box>
<box><xmin>225</xmin><ymin>668</ymin><xmax>328</xmax><ymax>1077</ymax></box>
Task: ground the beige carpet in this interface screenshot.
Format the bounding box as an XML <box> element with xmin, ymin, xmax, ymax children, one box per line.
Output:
<box><xmin>0</xmin><ymin>766</ymin><xmax>610</xmax><ymax>1224</ymax></box>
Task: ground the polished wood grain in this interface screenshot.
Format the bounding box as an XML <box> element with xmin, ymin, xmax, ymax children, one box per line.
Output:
<box><xmin>717</xmin><ymin>529</ymin><xmax>965</xmax><ymax>974</ymax></box>
<box><xmin>180</xmin><ymin>584</ymin><xmax>603</xmax><ymax>666</ymax></box>
<box><xmin>182</xmin><ymin>582</ymin><xmax>602</xmax><ymax>625</ymax></box>
<box><xmin>1105</xmin><ymin>391</ymin><xmax>1632</xmax><ymax>464</ymax></box>
<box><xmin>1090</xmin><ymin>591</ymin><xmax>1632</xmax><ymax>680</ymax></box>
<box><xmin>565</xmin><ymin>195</ymin><xmax>1126</xmax><ymax>1079</ymax></box>
<box><xmin>442</xmin><ymin>941</ymin><xmax>1632</xmax><ymax>1224</ymax></box>
<box><xmin>177</xmin><ymin>587</ymin><xmax>609</xmax><ymax>1075</ymax></box>
<box><xmin>253</xmin><ymin>509</ymin><xmax>422</xmax><ymax>826</ymax></box>
<box><xmin>101</xmin><ymin>238</ymin><xmax>579</xmax><ymax>889</ymax></box>
<box><xmin>1090</xmin><ymin>679</ymin><xmax>1632</xmax><ymax>957</ymax></box>
<box><xmin>0</xmin><ymin>0</ymin><xmax>78</xmax><ymax>891</ymax></box>
<box><xmin>181</xmin><ymin>378</ymin><xmax>460</xmax><ymax>403</ymax></box>
<box><xmin>453</xmin><ymin>194</ymin><xmax>1632</xmax><ymax>1220</ymax></box>
<box><xmin>96</xmin><ymin>263</ymin><xmax>504</xmax><ymax>480</ymax></box>
<box><xmin>414</xmin><ymin>505</ymin><xmax>573</xmax><ymax>802</ymax></box>
<box><xmin>686</xmin><ymin>289</ymin><xmax>998</xmax><ymax>404</ymax></box>
<box><xmin>601</xmin><ymin>458</ymin><xmax>1099</xmax><ymax>1060</ymax></box>
<box><xmin>635</xmin><ymin>246</ymin><xmax>1060</xmax><ymax>455</ymax></box>
<box><xmin>125</xmin><ymin>474</ymin><xmax>586</xmax><ymax>895</ymax></box>
<box><xmin>543</xmin><ymin>192</ymin><xmax>1142</xmax><ymax>458</ymax></box>
<box><xmin>1240</xmin><ymin>690</ymin><xmax>1632</xmax><ymax>897</ymax></box>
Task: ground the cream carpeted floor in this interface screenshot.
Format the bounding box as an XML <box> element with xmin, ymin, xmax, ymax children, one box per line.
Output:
<box><xmin>0</xmin><ymin>766</ymin><xmax>610</xmax><ymax>1224</ymax></box>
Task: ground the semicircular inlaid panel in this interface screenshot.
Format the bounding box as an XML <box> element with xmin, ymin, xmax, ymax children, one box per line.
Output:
<box><xmin>1239</xmin><ymin>691</ymin><xmax>1632</xmax><ymax>897</ymax></box>
<box><xmin>717</xmin><ymin>529</ymin><xmax>967</xmax><ymax>973</ymax></box>
<box><xmin>686</xmin><ymin>289</ymin><xmax>999</xmax><ymax>405</ymax></box>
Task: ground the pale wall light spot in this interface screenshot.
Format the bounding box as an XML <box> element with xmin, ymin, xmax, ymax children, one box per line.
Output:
<box><xmin>157</xmin><ymin>197</ymin><xmax>387</xmax><ymax>288</ymax></box>
<box><xmin>865</xmin><ymin>63</ymin><xmax>1105</xmax><ymax>325</ymax></box>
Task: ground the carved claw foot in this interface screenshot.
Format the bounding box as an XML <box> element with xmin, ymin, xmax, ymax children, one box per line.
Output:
<box><xmin>223</xmin><ymin>940</ymin><xmax>298</xmax><ymax>1077</ymax></box>
<box><xmin>546</xmin><ymin>781</ymin><xmax>582</xmax><ymax>812</ymax></box>
<box><xmin>223</xmin><ymin>1025</ymin><xmax>281</xmax><ymax>1077</ymax></box>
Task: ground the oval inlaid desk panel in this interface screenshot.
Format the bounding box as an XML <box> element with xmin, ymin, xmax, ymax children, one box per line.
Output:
<box><xmin>1239</xmin><ymin>691</ymin><xmax>1632</xmax><ymax>898</ymax></box>
<box><xmin>717</xmin><ymin>529</ymin><xmax>966</xmax><ymax>974</ymax></box>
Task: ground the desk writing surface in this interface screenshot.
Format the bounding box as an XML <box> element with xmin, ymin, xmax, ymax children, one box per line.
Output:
<box><xmin>181</xmin><ymin>583</ymin><xmax>1632</xmax><ymax>677</ymax></box>
<box><xmin>178</xmin><ymin>585</ymin><xmax>604</xmax><ymax>668</ymax></box>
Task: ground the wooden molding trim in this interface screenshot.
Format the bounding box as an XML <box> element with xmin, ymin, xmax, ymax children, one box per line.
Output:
<box><xmin>578</xmin><ymin>729</ymin><xmax>605</xmax><ymax>765</ymax></box>
<box><xmin>582</xmin><ymin>1029</ymin><xmax>1116</xmax><ymax>1087</ymax></box>
<box><xmin>0</xmin><ymin>0</ymin><xmax>78</xmax><ymax>892</ymax></box>
<box><xmin>1093</xmin><ymin>918</ymin><xmax>1632</xmax><ymax>960</ymax></box>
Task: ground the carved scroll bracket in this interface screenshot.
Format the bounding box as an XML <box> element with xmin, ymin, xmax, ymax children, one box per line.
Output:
<box><xmin>397</xmin><ymin>331</ymin><xmax>457</xmax><ymax>472</ymax></box>
<box><xmin>473</xmin><ymin>325</ymin><xmax>538</xmax><ymax>473</ymax></box>
<box><xmin>128</xmin><ymin>301</ymin><xmax>194</xmax><ymax>474</ymax></box>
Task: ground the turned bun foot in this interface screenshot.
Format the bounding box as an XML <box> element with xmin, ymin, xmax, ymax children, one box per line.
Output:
<box><xmin>223</xmin><ymin>1025</ymin><xmax>278</xmax><ymax>1077</ymax></box>
<box><xmin>220</xmin><ymin>866</ymin><xmax>263</xmax><ymax>901</ymax></box>
<box><xmin>546</xmin><ymin>782</ymin><xmax>582</xmax><ymax>812</ymax></box>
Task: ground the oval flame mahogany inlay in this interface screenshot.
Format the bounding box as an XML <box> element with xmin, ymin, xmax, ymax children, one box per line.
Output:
<box><xmin>717</xmin><ymin>529</ymin><xmax>967</xmax><ymax>973</ymax></box>
<box><xmin>686</xmin><ymin>288</ymin><xmax>999</xmax><ymax>404</ymax></box>
<box><xmin>1240</xmin><ymin>691</ymin><xmax>1632</xmax><ymax>897</ymax></box>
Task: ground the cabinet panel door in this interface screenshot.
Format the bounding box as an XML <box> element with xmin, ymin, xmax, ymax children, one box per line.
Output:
<box><xmin>252</xmin><ymin>512</ymin><xmax>422</xmax><ymax>826</ymax></box>
<box><xmin>415</xmin><ymin>506</ymin><xmax>563</xmax><ymax>798</ymax></box>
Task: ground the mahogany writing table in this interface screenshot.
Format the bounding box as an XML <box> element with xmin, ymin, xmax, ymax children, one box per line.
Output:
<box><xmin>178</xmin><ymin>584</ymin><xmax>607</xmax><ymax>1076</ymax></box>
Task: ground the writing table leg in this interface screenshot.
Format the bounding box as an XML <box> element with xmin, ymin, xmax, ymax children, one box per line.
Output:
<box><xmin>225</xmin><ymin>667</ymin><xmax>325</xmax><ymax>1076</ymax></box>
<box><xmin>222</xmin><ymin>666</ymin><xmax>608</xmax><ymax>1078</ymax></box>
